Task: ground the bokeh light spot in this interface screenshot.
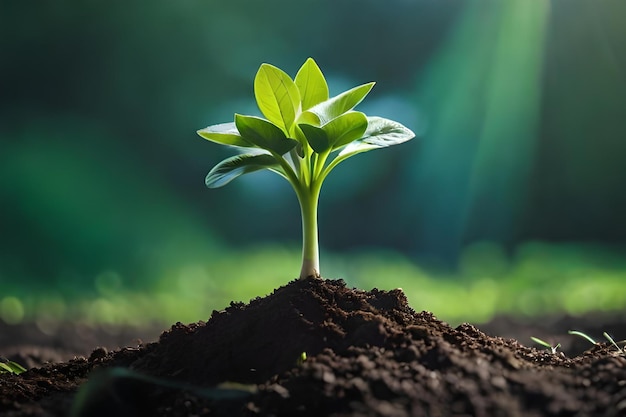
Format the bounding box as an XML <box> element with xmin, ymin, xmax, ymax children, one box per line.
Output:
<box><xmin>1</xmin><ymin>296</ymin><xmax>25</xmax><ymax>325</ymax></box>
<box><xmin>95</xmin><ymin>270</ymin><xmax>123</xmax><ymax>296</ymax></box>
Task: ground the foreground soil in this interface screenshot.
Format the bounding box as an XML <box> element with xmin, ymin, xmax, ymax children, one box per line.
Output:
<box><xmin>1</xmin><ymin>278</ymin><xmax>625</xmax><ymax>416</ymax></box>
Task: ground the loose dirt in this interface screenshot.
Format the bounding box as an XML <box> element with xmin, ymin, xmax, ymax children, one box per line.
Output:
<box><xmin>1</xmin><ymin>277</ymin><xmax>625</xmax><ymax>416</ymax></box>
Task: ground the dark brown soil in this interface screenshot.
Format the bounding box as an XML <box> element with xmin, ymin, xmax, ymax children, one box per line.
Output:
<box><xmin>1</xmin><ymin>278</ymin><xmax>625</xmax><ymax>416</ymax></box>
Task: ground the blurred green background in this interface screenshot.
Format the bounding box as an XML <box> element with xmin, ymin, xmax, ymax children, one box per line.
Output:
<box><xmin>1</xmin><ymin>0</ymin><xmax>625</xmax><ymax>328</ymax></box>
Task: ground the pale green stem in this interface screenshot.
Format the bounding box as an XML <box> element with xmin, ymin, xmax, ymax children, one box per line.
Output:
<box><xmin>271</xmin><ymin>151</ymin><xmax>299</xmax><ymax>186</ymax></box>
<box><xmin>320</xmin><ymin>152</ymin><xmax>350</xmax><ymax>181</ymax></box>
<box><xmin>299</xmin><ymin>144</ymin><xmax>313</xmax><ymax>187</ymax></box>
<box><xmin>314</xmin><ymin>149</ymin><xmax>331</xmax><ymax>179</ymax></box>
<box><xmin>274</xmin><ymin>147</ymin><xmax>323</xmax><ymax>279</ymax></box>
<box><xmin>295</xmin><ymin>179</ymin><xmax>322</xmax><ymax>279</ymax></box>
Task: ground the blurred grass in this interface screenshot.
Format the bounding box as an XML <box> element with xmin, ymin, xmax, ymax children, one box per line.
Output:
<box><xmin>1</xmin><ymin>241</ymin><xmax>625</xmax><ymax>329</ymax></box>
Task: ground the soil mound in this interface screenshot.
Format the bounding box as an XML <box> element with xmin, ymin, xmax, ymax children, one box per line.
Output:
<box><xmin>1</xmin><ymin>277</ymin><xmax>625</xmax><ymax>416</ymax></box>
<box><xmin>132</xmin><ymin>277</ymin><xmax>416</xmax><ymax>385</ymax></box>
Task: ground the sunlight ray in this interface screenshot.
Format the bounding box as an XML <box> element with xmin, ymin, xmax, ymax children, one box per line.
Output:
<box><xmin>412</xmin><ymin>0</ymin><xmax>551</xmax><ymax>263</ymax></box>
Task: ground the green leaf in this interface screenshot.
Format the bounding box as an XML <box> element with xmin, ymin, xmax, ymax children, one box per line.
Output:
<box><xmin>294</xmin><ymin>111</ymin><xmax>321</xmax><ymax>141</ymax></box>
<box><xmin>323</xmin><ymin>111</ymin><xmax>368</xmax><ymax>150</ymax></box>
<box><xmin>197</xmin><ymin>122</ymin><xmax>254</xmax><ymax>148</ymax></box>
<box><xmin>327</xmin><ymin>116</ymin><xmax>415</xmax><ymax>171</ymax></box>
<box><xmin>530</xmin><ymin>337</ymin><xmax>552</xmax><ymax>349</ymax></box>
<box><xmin>206</xmin><ymin>153</ymin><xmax>279</xmax><ymax>188</ymax></box>
<box><xmin>254</xmin><ymin>63</ymin><xmax>301</xmax><ymax>132</ymax></box>
<box><xmin>568</xmin><ymin>330</ymin><xmax>597</xmax><ymax>345</ymax></box>
<box><xmin>338</xmin><ymin>116</ymin><xmax>415</xmax><ymax>159</ymax></box>
<box><xmin>306</xmin><ymin>82</ymin><xmax>375</xmax><ymax>125</ymax></box>
<box><xmin>235</xmin><ymin>114</ymin><xmax>298</xmax><ymax>155</ymax></box>
<box><xmin>9</xmin><ymin>361</ymin><xmax>26</xmax><ymax>374</ymax></box>
<box><xmin>0</xmin><ymin>360</ymin><xmax>26</xmax><ymax>374</ymax></box>
<box><xmin>299</xmin><ymin>124</ymin><xmax>329</xmax><ymax>153</ymax></box>
<box><xmin>295</xmin><ymin>58</ymin><xmax>329</xmax><ymax>111</ymax></box>
<box><xmin>360</xmin><ymin>117</ymin><xmax>415</xmax><ymax>147</ymax></box>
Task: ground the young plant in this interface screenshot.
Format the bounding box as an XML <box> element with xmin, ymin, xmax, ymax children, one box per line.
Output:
<box><xmin>198</xmin><ymin>58</ymin><xmax>415</xmax><ymax>279</ymax></box>
<box><xmin>0</xmin><ymin>358</ymin><xmax>27</xmax><ymax>375</ymax></box>
<box><xmin>568</xmin><ymin>330</ymin><xmax>597</xmax><ymax>345</ymax></box>
<box><xmin>530</xmin><ymin>336</ymin><xmax>561</xmax><ymax>354</ymax></box>
<box><xmin>569</xmin><ymin>330</ymin><xmax>625</xmax><ymax>355</ymax></box>
<box><xmin>602</xmin><ymin>332</ymin><xmax>624</xmax><ymax>354</ymax></box>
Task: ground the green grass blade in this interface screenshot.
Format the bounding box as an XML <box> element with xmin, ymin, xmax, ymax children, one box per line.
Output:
<box><xmin>568</xmin><ymin>330</ymin><xmax>596</xmax><ymax>345</ymax></box>
<box><xmin>530</xmin><ymin>336</ymin><xmax>552</xmax><ymax>349</ymax></box>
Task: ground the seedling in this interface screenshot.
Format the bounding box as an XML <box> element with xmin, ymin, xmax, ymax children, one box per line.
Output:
<box><xmin>0</xmin><ymin>357</ymin><xmax>27</xmax><ymax>375</ymax></box>
<box><xmin>569</xmin><ymin>330</ymin><xmax>625</xmax><ymax>355</ymax></box>
<box><xmin>530</xmin><ymin>336</ymin><xmax>561</xmax><ymax>354</ymax></box>
<box><xmin>602</xmin><ymin>332</ymin><xmax>624</xmax><ymax>354</ymax></box>
<box><xmin>198</xmin><ymin>58</ymin><xmax>415</xmax><ymax>279</ymax></box>
<box><xmin>602</xmin><ymin>332</ymin><xmax>626</xmax><ymax>355</ymax></box>
<box><xmin>567</xmin><ymin>330</ymin><xmax>597</xmax><ymax>345</ymax></box>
